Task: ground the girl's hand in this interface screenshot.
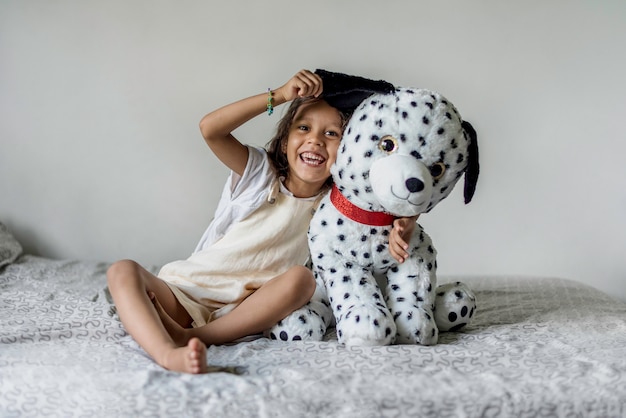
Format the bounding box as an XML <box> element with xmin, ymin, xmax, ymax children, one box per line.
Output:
<box><xmin>275</xmin><ymin>69</ymin><xmax>323</xmax><ymax>103</ymax></box>
<box><xmin>389</xmin><ymin>215</ymin><xmax>419</xmax><ymax>263</ymax></box>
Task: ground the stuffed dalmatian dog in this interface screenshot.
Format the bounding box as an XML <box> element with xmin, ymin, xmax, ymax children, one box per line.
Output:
<box><xmin>266</xmin><ymin>71</ymin><xmax>478</xmax><ymax>345</ymax></box>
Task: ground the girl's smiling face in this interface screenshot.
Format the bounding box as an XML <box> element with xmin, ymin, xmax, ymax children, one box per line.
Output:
<box><xmin>283</xmin><ymin>100</ymin><xmax>343</xmax><ymax>198</ymax></box>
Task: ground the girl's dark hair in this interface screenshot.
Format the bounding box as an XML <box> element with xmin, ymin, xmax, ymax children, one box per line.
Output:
<box><xmin>266</xmin><ymin>97</ymin><xmax>351</xmax><ymax>188</ymax></box>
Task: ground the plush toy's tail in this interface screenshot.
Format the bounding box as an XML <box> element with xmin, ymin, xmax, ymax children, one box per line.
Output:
<box><xmin>315</xmin><ymin>69</ymin><xmax>395</xmax><ymax>114</ymax></box>
<box><xmin>462</xmin><ymin>120</ymin><xmax>479</xmax><ymax>204</ymax></box>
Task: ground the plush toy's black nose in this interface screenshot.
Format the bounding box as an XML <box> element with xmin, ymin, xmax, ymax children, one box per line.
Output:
<box><xmin>406</xmin><ymin>177</ymin><xmax>424</xmax><ymax>193</ymax></box>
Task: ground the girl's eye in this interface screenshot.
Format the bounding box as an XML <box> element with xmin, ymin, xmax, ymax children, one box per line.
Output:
<box><xmin>429</xmin><ymin>162</ymin><xmax>446</xmax><ymax>180</ymax></box>
<box><xmin>326</xmin><ymin>130</ymin><xmax>339</xmax><ymax>137</ymax></box>
<box><xmin>298</xmin><ymin>125</ymin><xmax>309</xmax><ymax>131</ymax></box>
<box><xmin>378</xmin><ymin>135</ymin><xmax>398</xmax><ymax>153</ymax></box>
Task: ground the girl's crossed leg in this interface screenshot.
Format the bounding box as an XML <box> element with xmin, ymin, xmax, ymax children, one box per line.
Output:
<box><xmin>107</xmin><ymin>260</ymin><xmax>315</xmax><ymax>374</ymax></box>
<box><xmin>107</xmin><ymin>260</ymin><xmax>205</xmax><ymax>373</ymax></box>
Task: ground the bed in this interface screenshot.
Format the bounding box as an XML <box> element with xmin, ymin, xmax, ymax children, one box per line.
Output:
<box><xmin>1</xmin><ymin>222</ymin><xmax>626</xmax><ymax>417</ymax></box>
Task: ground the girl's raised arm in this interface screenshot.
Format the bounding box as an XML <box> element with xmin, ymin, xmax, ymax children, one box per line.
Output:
<box><xmin>199</xmin><ymin>70</ymin><xmax>323</xmax><ymax>175</ymax></box>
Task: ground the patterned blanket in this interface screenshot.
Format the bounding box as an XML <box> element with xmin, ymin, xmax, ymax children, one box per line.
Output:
<box><xmin>1</xmin><ymin>226</ymin><xmax>626</xmax><ymax>417</ymax></box>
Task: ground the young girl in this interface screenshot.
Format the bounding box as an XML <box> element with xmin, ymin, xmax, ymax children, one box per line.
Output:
<box><xmin>107</xmin><ymin>69</ymin><xmax>415</xmax><ymax>374</ymax></box>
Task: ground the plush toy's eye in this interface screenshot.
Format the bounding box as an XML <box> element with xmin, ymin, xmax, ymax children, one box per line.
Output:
<box><xmin>378</xmin><ymin>136</ymin><xmax>398</xmax><ymax>154</ymax></box>
<box><xmin>430</xmin><ymin>162</ymin><xmax>446</xmax><ymax>180</ymax></box>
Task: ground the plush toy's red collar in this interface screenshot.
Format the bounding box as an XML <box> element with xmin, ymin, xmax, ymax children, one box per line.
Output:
<box><xmin>330</xmin><ymin>184</ymin><xmax>395</xmax><ymax>226</ymax></box>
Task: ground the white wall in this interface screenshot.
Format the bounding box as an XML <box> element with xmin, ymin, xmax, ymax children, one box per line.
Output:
<box><xmin>1</xmin><ymin>1</ymin><xmax>625</xmax><ymax>300</ymax></box>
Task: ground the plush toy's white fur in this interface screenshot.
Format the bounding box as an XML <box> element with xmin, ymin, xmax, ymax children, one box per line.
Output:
<box><xmin>266</xmin><ymin>87</ymin><xmax>478</xmax><ymax>346</ymax></box>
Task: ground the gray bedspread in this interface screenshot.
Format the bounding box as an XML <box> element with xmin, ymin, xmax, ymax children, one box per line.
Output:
<box><xmin>1</xmin><ymin>228</ymin><xmax>626</xmax><ymax>417</ymax></box>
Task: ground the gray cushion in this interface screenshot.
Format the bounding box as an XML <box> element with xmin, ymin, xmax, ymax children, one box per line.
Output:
<box><xmin>0</xmin><ymin>222</ymin><xmax>23</xmax><ymax>268</ymax></box>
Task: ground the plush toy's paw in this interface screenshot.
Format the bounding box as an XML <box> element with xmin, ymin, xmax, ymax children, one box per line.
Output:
<box><xmin>336</xmin><ymin>302</ymin><xmax>396</xmax><ymax>346</ymax></box>
<box><xmin>434</xmin><ymin>282</ymin><xmax>477</xmax><ymax>332</ymax></box>
<box><xmin>393</xmin><ymin>306</ymin><xmax>438</xmax><ymax>345</ymax></box>
<box><xmin>264</xmin><ymin>300</ymin><xmax>332</xmax><ymax>342</ymax></box>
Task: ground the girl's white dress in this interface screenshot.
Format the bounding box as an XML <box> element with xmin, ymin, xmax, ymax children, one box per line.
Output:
<box><xmin>158</xmin><ymin>146</ymin><xmax>323</xmax><ymax>327</ymax></box>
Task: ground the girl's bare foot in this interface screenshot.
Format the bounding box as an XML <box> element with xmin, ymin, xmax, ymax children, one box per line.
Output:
<box><xmin>149</xmin><ymin>292</ymin><xmax>190</xmax><ymax>346</ymax></box>
<box><xmin>146</xmin><ymin>293</ymin><xmax>208</xmax><ymax>373</ymax></box>
<box><xmin>161</xmin><ymin>337</ymin><xmax>208</xmax><ymax>374</ymax></box>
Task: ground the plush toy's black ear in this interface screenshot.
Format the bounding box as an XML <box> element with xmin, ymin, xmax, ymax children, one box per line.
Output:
<box><xmin>462</xmin><ymin>120</ymin><xmax>479</xmax><ymax>204</ymax></box>
<box><xmin>315</xmin><ymin>69</ymin><xmax>395</xmax><ymax>114</ymax></box>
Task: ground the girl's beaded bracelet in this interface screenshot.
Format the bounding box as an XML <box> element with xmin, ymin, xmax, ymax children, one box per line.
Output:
<box><xmin>266</xmin><ymin>88</ymin><xmax>274</xmax><ymax>116</ymax></box>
